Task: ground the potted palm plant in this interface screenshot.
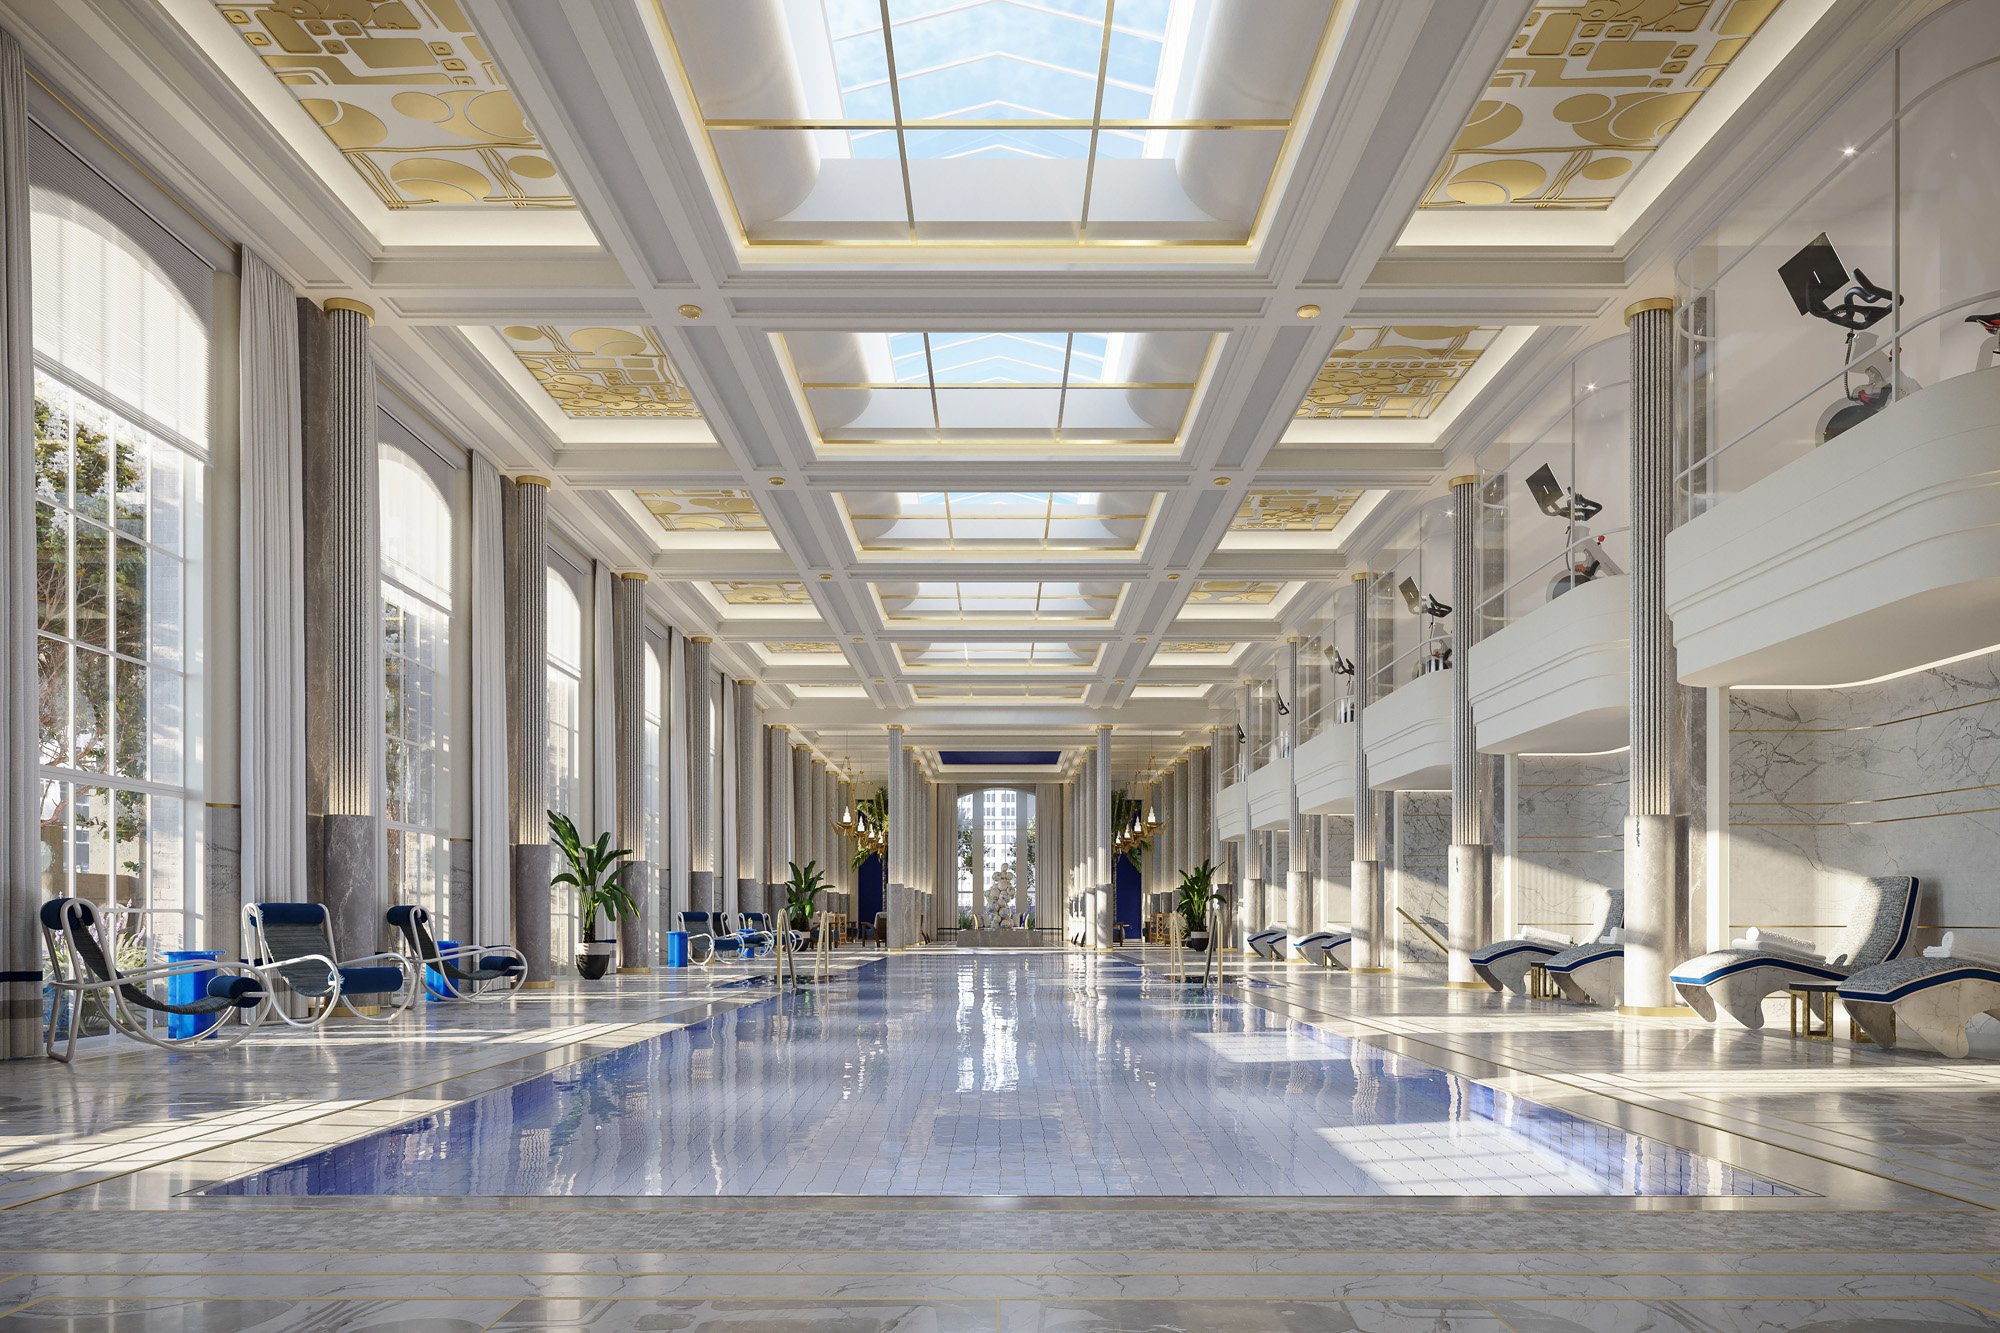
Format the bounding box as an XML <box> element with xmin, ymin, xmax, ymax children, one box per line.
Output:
<box><xmin>778</xmin><ymin>860</ymin><xmax>828</xmax><ymax>988</ymax></box>
<box><xmin>550</xmin><ymin>810</ymin><xmax>636</xmax><ymax>981</ymax></box>
<box><xmin>1176</xmin><ymin>860</ymin><xmax>1225</xmax><ymax>982</ymax></box>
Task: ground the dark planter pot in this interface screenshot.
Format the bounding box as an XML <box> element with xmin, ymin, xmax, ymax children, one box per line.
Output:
<box><xmin>577</xmin><ymin>940</ymin><xmax>615</xmax><ymax>980</ymax></box>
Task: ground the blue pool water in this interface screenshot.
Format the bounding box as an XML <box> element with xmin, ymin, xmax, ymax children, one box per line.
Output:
<box><xmin>207</xmin><ymin>954</ymin><xmax>1799</xmax><ymax>1198</ymax></box>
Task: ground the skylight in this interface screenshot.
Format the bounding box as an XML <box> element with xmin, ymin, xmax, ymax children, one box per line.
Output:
<box><xmin>659</xmin><ymin>0</ymin><xmax>1338</xmax><ymax>248</ymax></box>
<box><xmin>874</xmin><ymin>580</ymin><xmax>1127</xmax><ymax>623</ymax></box>
<box><xmin>897</xmin><ymin>641</ymin><xmax>1102</xmax><ymax>671</ymax></box>
<box><xmin>843</xmin><ymin>491</ymin><xmax>1157</xmax><ymax>555</ymax></box>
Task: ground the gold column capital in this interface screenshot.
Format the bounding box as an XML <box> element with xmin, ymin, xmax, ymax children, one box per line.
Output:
<box><xmin>687</xmin><ymin>635</ymin><xmax>713</xmax><ymax>644</ymax></box>
<box><xmin>618</xmin><ymin>571</ymin><xmax>649</xmax><ymax>582</ymax></box>
<box><xmin>1448</xmin><ymin>474</ymin><xmax>1479</xmax><ymax>489</ymax></box>
<box><xmin>513</xmin><ymin>474</ymin><xmax>550</xmax><ymax>489</ymax></box>
<box><xmin>322</xmin><ymin>297</ymin><xmax>374</xmax><ymax>322</ymax></box>
<box><xmin>1350</xmin><ymin>571</ymin><xmax>1369</xmax><ymax>581</ymax></box>
<box><xmin>1624</xmin><ymin>297</ymin><xmax>1675</xmax><ymax>320</ymax></box>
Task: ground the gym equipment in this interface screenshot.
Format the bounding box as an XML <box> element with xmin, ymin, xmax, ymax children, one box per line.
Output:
<box><xmin>1779</xmin><ymin>232</ymin><xmax>1908</xmax><ymax>442</ymax></box>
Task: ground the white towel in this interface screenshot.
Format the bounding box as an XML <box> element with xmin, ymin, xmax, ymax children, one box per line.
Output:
<box><xmin>1741</xmin><ymin>927</ymin><xmax>1824</xmax><ymax>962</ymax></box>
<box><xmin>1520</xmin><ymin>926</ymin><xmax>1572</xmax><ymax>947</ymax></box>
<box><xmin>1922</xmin><ymin>932</ymin><xmax>2000</xmax><ymax>966</ymax></box>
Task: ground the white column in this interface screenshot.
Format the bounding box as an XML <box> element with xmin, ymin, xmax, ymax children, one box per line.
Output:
<box><xmin>1350</xmin><ymin>572</ymin><xmax>1388</xmax><ymax>971</ymax></box>
<box><xmin>1447</xmin><ymin>474</ymin><xmax>1493</xmax><ymax>986</ymax></box>
<box><xmin>1284</xmin><ymin>638</ymin><xmax>1307</xmax><ymax>957</ymax></box>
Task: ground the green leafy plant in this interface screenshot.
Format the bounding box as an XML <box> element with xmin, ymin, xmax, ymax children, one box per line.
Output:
<box><xmin>1176</xmin><ymin>860</ymin><xmax>1223</xmax><ymax>940</ymax></box>
<box><xmin>783</xmin><ymin>860</ymin><xmax>828</xmax><ymax>931</ymax></box>
<box><xmin>548</xmin><ymin>810</ymin><xmax>636</xmax><ymax>943</ymax></box>
<box><xmin>957</xmin><ymin>911</ymin><xmax>976</xmax><ymax>931</ymax></box>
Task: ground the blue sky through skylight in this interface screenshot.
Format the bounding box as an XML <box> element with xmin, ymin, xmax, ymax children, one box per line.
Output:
<box><xmin>886</xmin><ymin>332</ymin><xmax>1111</xmax><ymax>384</ymax></box>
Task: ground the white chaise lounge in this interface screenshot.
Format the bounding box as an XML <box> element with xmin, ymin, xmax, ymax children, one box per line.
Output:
<box><xmin>1247</xmin><ymin>925</ymin><xmax>1289</xmax><ymax>960</ymax></box>
<box><xmin>1543</xmin><ymin>936</ymin><xmax>1625</xmax><ymax>1007</ymax></box>
<box><xmin>1670</xmin><ymin>875</ymin><xmax>1919</xmax><ymax>1030</ymax></box>
<box><xmin>1839</xmin><ymin>937</ymin><xmax>2000</xmax><ymax>1058</ymax></box>
<box><xmin>1472</xmin><ymin>890</ymin><xmax>1623</xmax><ymax>997</ymax></box>
<box><xmin>1296</xmin><ymin>928</ymin><xmax>1353</xmax><ymax>969</ymax></box>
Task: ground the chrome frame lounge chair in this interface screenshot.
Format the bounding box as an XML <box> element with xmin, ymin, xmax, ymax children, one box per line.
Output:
<box><xmin>1671</xmin><ymin>875</ymin><xmax>1918</xmax><ymax>1030</ymax></box>
<box><xmin>1839</xmin><ymin>953</ymin><xmax>2000</xmax><ymax>1058</ymax></box>
<box><xmin>738</xmin><ymin>912</ymin><xmax>777</xmax><ymax>955</ymax></box>
<box><xmin>40</xmin><ymin>898</ymin><xmax>267</xmax><ymax>1062</ymax></box>
<box><xmin>385</xmin><ymin>904</ymin><xmax>527</xmax><ymax>1003</ymax></box>
<box><xmin>1473</xmin><ymin>890</ymin><xmax>1624</xmax><ymax>997</ymax></box>
<box><xmin>242</xmin><ymin>902</ymin><xmax>418</xmax><ymax>1028</ymax></box>
<box><xmin>1247</xmin><ymin>925</ymin><xmax>1289</xmax><ymax>960</ymax></box>
<box><xmin>1296</xmin><ymin>928</ymin><xmax>1353</xmax><ymax>969</ymax></box>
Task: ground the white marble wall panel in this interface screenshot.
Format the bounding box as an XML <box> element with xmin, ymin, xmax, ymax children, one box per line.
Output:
<box><xmin>1511</xmin><ymin>754</ymin><xmax>1627</xmax><ymax>939</ymax></box>
<box><xmin>1393</xmin><ymin>791</ymin><xmax>1449</xmax><ymax>974</ymax></box>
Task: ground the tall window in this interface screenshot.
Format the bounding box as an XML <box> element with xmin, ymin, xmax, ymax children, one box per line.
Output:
<box><xmin>33</xmin><ymin>136</ymin><xmax>210</xmax><ymax>954</ymax></box>
<box><xmin>643</xmin><ymin>642</ymin><xmax>663</xmax><ymax>865</ymax></box>
<box><xmin>546</xmin><ymin>568</ymin><xmax>584</xmax><ymax>962</ymax></box>
<box><xmin>381</xmin><ymin>447</ymin><xmax>452</xmax><ymax>929</ymax></box>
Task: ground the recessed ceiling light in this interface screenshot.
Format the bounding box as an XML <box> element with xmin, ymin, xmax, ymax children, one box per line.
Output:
<box><xmin>1842</xmin><ymin>146</ymin><xmax>1856</xmax><ymax>156</ymax></box>
<box><xmin>873</xmin><ymin>678</ymin><xmax>885</xmax><ymax>684</ymax></box>
<box><xmin>1167</xmin><ymin>573</ymin><xmax>1181</xmax><ymax>581</ymax></box>
<box><xmin>1136</xmin><ymin>636</ymin><xmax>1148</xmax><ymax>643</ymax></box>
<box><xmin>1213</xmin><ymin>477</ymin><xmax>1230</xmax><ymax>486</ymax></box>
<box><xmin>1296</xmin><ymin>303</ymin><xmax>1321</xmax><ymax>319</ymax></box>
<box><xmin>819</xmin><ymin>573</ymin><xmax>833</xmax><ymax>580</ymax></box>
<box><xmin>851</xmin><ymin>636</ymin><xmax>863</xmax><ymax>644</ymax></box>
<box><xmin>677</xmin><ymin>303</ymin><xmax>702</xmax><ymax>318</ymax></box>
<box><xmin>768</xmin><ymin>477</ymin><xmax>785</xmax><ymax>486</ymax></box>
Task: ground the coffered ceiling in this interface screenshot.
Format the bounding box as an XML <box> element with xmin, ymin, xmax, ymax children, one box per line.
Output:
<box><xmin>21</xmin><ymin>0</ymin><xmax>1892</xmax><ymax>781</ymax></box>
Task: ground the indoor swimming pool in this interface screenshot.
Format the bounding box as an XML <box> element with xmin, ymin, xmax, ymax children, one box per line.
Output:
<box><xmin>205</xmin><ymin>954</ymin><xmax>1800</xmax><ymax>1200</ymax></box>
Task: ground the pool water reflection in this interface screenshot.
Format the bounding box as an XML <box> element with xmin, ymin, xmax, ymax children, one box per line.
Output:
<box><xmin>206</xmin><ymin>954</ymin><xmax>1799</xmax><ymax>1198</ymax></box>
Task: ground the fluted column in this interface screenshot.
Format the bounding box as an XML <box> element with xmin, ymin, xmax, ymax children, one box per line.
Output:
<box><xmin>792</xmin><ymin>740</ymin><xmax>813</xmax><ymax>907</ymax></box>
<box><xmin>1091</xmin><ymin>725</ymin><xmax>1112</xmax><ymax>948</ymax></box>
<box><xmin>611</xmin><ymin>572</ymin><xmax>651</xmax><ymax>970</ymax></box>
<box><xmin>1447</xmin><ymin>475</ymin><xmax>1493</xmax><ymax>986</ymax></box>
<box><xmin>1351</xmin><ymin>571</ymin><xmax>1387</xmax><ymax>971</ymax></box>
<box><xmin>732</xmin><ymin>680</ymin><xmax>761</xmax><ymax>919</ymax></box>
<box><xmin>886</xmin><ymin>725</ymin><xmax>910</xmax><ymax>946</ymax></box>
<box><xmin>1625</xmin><ymin>298</ymin><xmax>1691</xmax><ymax>1012</ymax></box>
<box><xmin>1284</xmin><ymin>638</ymin><xmax>1307</xmax><ymax>958</ymax></box>
<box><xmin>502</xmin><ymin>474</ymin><xmax>552</xmax><ymax>984</ymax></box>
<box><xmin>300</xmin><ymin>298</ymin><xmax>383</xmax><ymax>964</ymax></box>
<box><xmin>686</xmin><ymin>638</ymin><xmax>716</xmax><ymax>915</ymax></box>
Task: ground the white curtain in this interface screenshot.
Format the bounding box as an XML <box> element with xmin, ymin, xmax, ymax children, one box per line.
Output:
<box><xmin>591</xmin><ymin>561</ymin><xmax>616</xmax><ymax>841</ymax></box>
<box><xmin>0</xmin><ymin>30</ymin><xmax>39</xmax><ymax>1060</ymax></box>
<box><xmin>470</xmin><ymin>453</ymin><xmax>508</xmax><ymax>943</ymax></box>
<box><xmin>237</xmin><ymin>249</ymin><xmax>306</xmax><ymax>910</ymax></box>
<box><xmin>666</xmin><ymin>629</ymin><xmax>689</xmax><ymax>928</ymax></box>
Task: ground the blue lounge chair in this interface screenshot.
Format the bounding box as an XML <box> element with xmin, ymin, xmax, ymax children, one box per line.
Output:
<box><xmin>680</xmin><ymin>911</ymin><xmax>747</xmax><ymax>963</ymax></box>
<box><xmin>1839</xmin><ymin>950</ymin><xmax>2000</xmax><ymax>1058</ymax></box>
<box><xmin>1473</xmin><ymin>890</ymin><xmax>1623</xmax><ymax>997</ymax></box>
<box><xmin>385</xmin><ymin>904</ymin><xmax>527</xmax><ymax>1002</ymax></box>
<box><xmin>39</xmin><ymin>898</ymin><xmax>266</xmax><ymax>1062</ymax></box>
<box><xmin>242</xmin><ymin>902</ymin><xmax>418</xmax><ymax>1027</ymax></box>
<box><xmin>1672</xmin><ymin>876</ymin><xmax>1918</xmax><ymax>1030</ymax></box>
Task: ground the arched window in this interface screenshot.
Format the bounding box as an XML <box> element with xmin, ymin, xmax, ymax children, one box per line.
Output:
<box><xmin>32</xmin><ymin>132</ymin><xmax>212</xmax><ymax>956</ymax></box>
<box><xmin>643</xmin><ymin>642</ymin><xmax>663</xmax><ymax>864</ymax></box>
<box><xmin>545</xmin><ymin>568</ymin><xmax>584</xmax><ymax>822</ymax></box>
<box><xmin>380</xmin><ymin>447</ymin><xmax>453</xmax><ymax>928</ymax></box>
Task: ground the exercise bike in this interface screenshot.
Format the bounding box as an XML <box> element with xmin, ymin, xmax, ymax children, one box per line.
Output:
<box><xmin>1778</xmin><ymin>233</ymin><xmax>1914</xmax><ymax>442</ymax></box>
<box><xmin>1399</xmin><ymin>576</ymin><xmax>1452</xmax><ymax>674</ymax></box>
<box><xmin>1525</xmin><ymin>463</ymin><xmax>1622</xmax><ymax>599</ymax></box>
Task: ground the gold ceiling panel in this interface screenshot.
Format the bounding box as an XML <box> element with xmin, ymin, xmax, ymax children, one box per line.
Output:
<box><xmin>713</xmin><ymin>581</ymin><xmax>812</xmax><ymax>606</ymax></box>
<box><xmin>1231</xmin><ymin>488</ymin><xmax>1366</xmax><ymax>532</ymax></box>
<box><xmin>763</xmin><ymin>641</ymin><xmax>839</xmax><ymax>654</ymax></box>
<box><xmin>215</xmin><ymin>1</ymin><xmax>573</xmax><ymax>210</ymax></box>
<box><xmin>638</xmin><ymin>487</ymin><xmax>764</xmax><ymax>531</ymax></box>
<box><xmin>503</xmin><ymin>326</ymin><xmax>701</xmax><ymax>419</ymax></box>
<box><xmin>1159</xmin><ymin>641</ymin><xmax>1239</xmax><ymax>654</ymax></box>
<box><xmin>1420</xmin><ymin>0</ymin><xmax>1782</xmax><ymax>211</ymax></box>
<box><xmin>1297</xmin><ymin>326</ymin><xmax>1501</xmax><ymax>420</ymax></box>
<box><xmin>1186</xmin><ymin>581</ymin><xmax>1283</xmax><ymax>605</ymax></box>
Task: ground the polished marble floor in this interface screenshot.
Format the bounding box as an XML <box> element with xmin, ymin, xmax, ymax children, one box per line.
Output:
<box><xmin>205</xmin><ymin>954</ymin><xmax>1792</xmax><ymax>1200</ymax></box>
<box><xmin>2</xmin><ymin>947</ymin><xmax>1999</xmax><ymax>1330</ymax></box>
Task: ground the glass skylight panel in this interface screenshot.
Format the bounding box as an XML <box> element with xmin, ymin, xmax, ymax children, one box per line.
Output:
<box><xmin>843</xmin><ymin>490</ymin><xmax>1155</xmax><ymax>554</ymax></box>
<box><xmin>898</xmin><ymin>641</ymin><xmax>1101</xmax><ymax>670</ymax></box>
<box><xmin>874</xmin><ymin>580</ymin><xmax>1125</xmax><ymax>623</ymax></box>
<box><xmin>661</xmin><ymin>1</ymin><xmax>1336</xmax><ymax>247</ymax></box>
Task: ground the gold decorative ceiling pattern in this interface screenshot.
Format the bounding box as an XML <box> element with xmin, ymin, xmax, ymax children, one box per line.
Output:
<box><xmin>1186</xmin><ymin>581</ymin><xmax>1284</xmax><ymax>605</ymax></box>
<box><xmin>763</xmin><ymin>641</ymin><xmax>839</xmax><ymax>654</ymax></box>
<box><xmin>503</xmin><ymin>326</ymin><xmax>701</xmax><ymax>419</ymax></box>
<box><xmin>215</xmin><ymin>0</ymin><xmax>572</xmax><ymax>210</ymax></box>
<box><xmin>1297</xmin><ymin>326</ymin><xmax>1502</xmax><ymax>420</ymax></box>
<box><xmin>712</xmin><ymin>581</ymin><xmax>812</xmax><ymax>606</ymax></box>
<box><xmin>1231</xmin><ymin>488</ymin><xmax>1366</xmax><ymax>532</ymax></box>
<box><xmin>638</xmin><ymin>487</ymin><xmax>765</xmax><ymax>531</ymax></box>
<box><xmin>1158</xmin><ymin>641</ymin><xmax>1238</xmax><ymax>654</ymax></box>
<box><xmin>1420</xmin><ymin>0</ymin><xmax>1782</xmax><ymax>211</ymax></box>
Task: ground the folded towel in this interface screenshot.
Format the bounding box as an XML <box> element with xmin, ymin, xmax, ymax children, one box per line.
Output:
<box><xmin>1921</xmin><ymin>931</ymin><xmax>2000</xmax><ymax>967</ymax></box>
<box><xmin>1741</xmin><ymin>927</ymin><xmax>1825</xmax><ymax>962</ymax></box>
<box><xmin>1520</xmin><ymin>926</ymin><xmax>1572</xmax><ymax>947</ymax></box>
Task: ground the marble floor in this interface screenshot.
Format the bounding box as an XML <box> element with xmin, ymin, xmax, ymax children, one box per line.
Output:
<box><xmin>2</xmin><ymin>945</ymin><xmax>1999</xmax><ymax>1330</ymax></box>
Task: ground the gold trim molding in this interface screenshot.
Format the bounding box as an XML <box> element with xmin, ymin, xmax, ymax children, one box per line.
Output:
<box><xmin>322</xmin><ymin>297</ymin><xmax>374</xmax><ymax>321</ymax></box>
<box><xmin>1625</xmin><ymin>297</ymin><xmax>1675</xmax><ymax>319</ymax></box>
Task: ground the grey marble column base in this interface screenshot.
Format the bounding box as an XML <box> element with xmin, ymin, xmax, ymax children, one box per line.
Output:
<box><xmin>512</xmin><ymin>842</ymin><xmax>553</xmax><ymax>986</ymax></box>
<box><xmin>619</xmin><ymin>863</ymin><xmax>656</xmax><ymax>970</ymax></box>
<box><xmin>737</xmin><ymin>879</ymin><xmax>759</xmax><ymax>922</ymax></box>
<box><xmin>1447</xmin><ymin>843</ymin><xmax>1492</xmax><ymax>986</ymax></box>
<box><xmin>1623</xmin><ymin>812</ymin><xmax>1689</xmax><ymax>1011</ymax></box>
<box><xmin>689</xmin><ymin>870</ymin><xmax>716</xmax><ymax>916</ymax></box>
<box><xmin>322</xmin><ymin>812</ymin><xmax>382</xmax><ymax>961</ymax></box>
<box><xmin>1350</xmin><ymin>859</ymin><xmax>1386</xmax><ymax>970</ymax></box>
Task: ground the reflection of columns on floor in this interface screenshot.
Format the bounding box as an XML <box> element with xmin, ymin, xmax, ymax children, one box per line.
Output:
<box><xmin>300</xmin><ymin>298</ymin><xmax>384</xmax><ymax>965</ymax></box>
<box><xmin>1284</xmin><ymin>637</ymin><xmax>1308</xmax><ymax>956</ymax></box>
<box><xmin>766</xmin><ymin>726</ymin><xmax>792</xmax><ymax>921</ymax></box>
<box><xmin>685</xmin><ymin>638</ymin><xmax>715</xmax><ymax>916</ymax></box>
<box><xmin>610</xmin><ymin>572</ymin><xmax>651</xmax><ymax>970</ymax></box>
<box><xmin>1448</xmin><ymin>474</ymin><xmax>1494</xmax><ymax>987</ymax></box>
<box><xmin>886</xmin><ymin>725</ymin><xmax>911</xmax><ymax>947</ymax></box>
<box><xmin>1624</xmin><ymin>298</ymin><xmax>1692</xmax><ymax>1013</ymax></box>
<box><xmin>1351</xmin><ymin>571</ymin><xmax>1388</xmax><ymax>972</ymax></box>
<box><xmin>733</xmin><ymin>680</ymin><xmax>761</xmax><ymax>921</ymax></box>
<box><xmin>502</xmin><ymin>474</ymin><xmax>551</xmax><ymax>985</ymax></box>
<box><xmin>1235</xmin><ymin>685</ymin><xmax>1258</xmax><ymax>949</ymax></box>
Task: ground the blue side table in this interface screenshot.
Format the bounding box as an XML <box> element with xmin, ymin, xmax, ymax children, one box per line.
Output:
<box><xmin>424</xmin><ymin>940</ymin><xmax>461</xmax><ymax>1000</ymax></box>
<box><xmin>162</xmin><ymin>950</ymin><xmax>222</xmax><ymax>1040</ymax></box>
<box><xmin>665</xmin><ymin>931</ymin><xmax>690</xmax><ymax>968</ymax></box>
